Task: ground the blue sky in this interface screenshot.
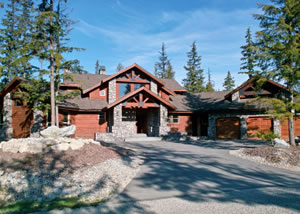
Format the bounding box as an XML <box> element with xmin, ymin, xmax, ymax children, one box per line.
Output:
<box><xmin>2</xmin><ymin>0</ymin><xmax>271</xmax><ymax>90</ymax></box>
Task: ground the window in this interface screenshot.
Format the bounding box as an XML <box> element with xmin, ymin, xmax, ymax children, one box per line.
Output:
<box><xmin>98</xmin><ymin>112</ymin><xmax>105</xmax><ymax>120</ymax></box>
<box><xmin>14</xmin><ymin>99</ymin><xmax>23</xmax><ymax>106</ymax></box>
<box><xmin>99</xmin><ymin>90</ymin><xmax>106</xmax><ymax>96</ymax></box>
<box><xmin>168</xmin><ymin>115</ymin><xmax>179</xmax><ymax>124</ymax></box>
<box><xmin>119</xmin><ymin>83</ymin><xmax>131</xmax><ymax>98</ymax></box>
<box><xmin>134</xmin><ymin>84</ymin><xmax>144</xmax><ymax>91</ymax></box>
<box><xmin>62</xmin><ymin>112</ymin><xmax>69</xmax><ymax>126</ymax></box>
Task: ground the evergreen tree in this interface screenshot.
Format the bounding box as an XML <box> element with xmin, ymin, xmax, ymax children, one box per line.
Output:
<box><xmin>95</xmin><ymin>59</ymin><xmax>100</xmax><ymax>74</ymax></box>
<box><xmin>182</xmin><ymin>41</ymin><xmax>205</xmax><ymax>92</ymax></box>
<box><xmin>240</xmin><ymin>27</ymin><xmax>257</xmax><ymax>78</ymax></box>
<box><xmin>223</xmin><ymin>71</ymin><xmax>235</xmax><ymax>91</ymax></box>
<box><xmin>116</xmin><ymin>63</ymin><xmax>124</xmax><ymax>72</ymax></box>
<box><xmin>28</xmin><ymin>0</ymin><xmax>84</xmax><ymax>125</ymax></box>
<box><xmin>205</xmin><ymin>69</ymin><xmax>214</xmax><ymax>92</ymax></box>
<box><xmin>254</xmin><ymin>0</ymin><xmax>300</xmax><ymax>146</ymax></box>
<box><xmin>155</xmin><ymin>42</ymin><xmax>174</xmax><ymax>79</ymax></box>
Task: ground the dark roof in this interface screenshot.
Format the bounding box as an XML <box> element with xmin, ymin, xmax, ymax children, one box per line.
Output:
<box><xmin>170</xmin><ymin>91</ymin><xmax>271</xmax><ymax>112</ymax></box>
<box><xmin>161</xmin><ymin>78</ymin><xmax>186</xmax><ymax>91</ymax></box>
<box><xmin>64</xmin><ymin>73</ymin><xmax>110</xmax><ymax>91</ymax></box>
<box><xmin>58</xmin><ymin>95</ymin><xmax>107</xmax><ymax>111</ymax></box>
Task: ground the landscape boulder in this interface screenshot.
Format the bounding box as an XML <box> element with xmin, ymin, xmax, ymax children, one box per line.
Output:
<box><xmin>40</xmin><ymin>125</ymin><xmax>76</xmax><ymax>138</ymax></box>
<box><xmin>274</xmin><ymin>138</ymin><xmax>290</xmax><ymax>148</ymax></box>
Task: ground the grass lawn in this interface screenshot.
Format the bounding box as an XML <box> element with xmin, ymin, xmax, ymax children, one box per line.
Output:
<box><xmin>0</xmin><ymin>197</ymin><xmax>105</xmax><ymax>214</ymax></box>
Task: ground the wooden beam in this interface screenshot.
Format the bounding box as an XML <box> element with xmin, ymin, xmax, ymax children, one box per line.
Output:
<box><xmin>143</xmin><ymin>97</ymin><xmax>149</xmax><ymax>103</ymax></box>
<box><xmin>117</xmin><ymin>79</ymin><xmax>149</xmax><ymax>84</ymax></box>
<box><xmin>123</xmin><ymin>103</ymin><xmax>159</xmax><ymax>108</ymax></box>
<box><xmin>133</xmin><ymin>97</ymin><xmax>139</xmax><ymax>103</ymax></box>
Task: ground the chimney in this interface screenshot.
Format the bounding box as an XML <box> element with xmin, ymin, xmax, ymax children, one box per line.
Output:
<box><xmin>99</xmin><ymin>66</ymin><xmax>106</xmax><ymax>75</ymax></box>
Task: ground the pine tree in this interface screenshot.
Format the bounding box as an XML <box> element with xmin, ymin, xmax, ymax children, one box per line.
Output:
<box><xmin>205</xmin><ymin>69</ymin><xmax>214</xmax><ymax>92</ymax></box>
<box><xmin>28</xmin><ymin>0</ymin><xmax>84</xmax><ymax>125</ymax></box>
<box><xmin>240</xmin><ymin>27</ymin><xmax>257</xmax><ymax>78</ymax></box>
<box><xmin>254</xmin><ymin>0</ymin><xmax>300</xmax><ymax>146</ymax></box>
<box><xmin>95</xmin><ymin>60</ymin><xmax>100</xmax><ymax>74</ymax></box>
<box><xmin>155</xmin><ymin>42</ymin><xmax>174</xmax><ymax>79</ymax></box>
<box><xmin>0</xmin><ymin>0</ymin><xmax>22</xmax><ymax>87</ymax></box>
<box><xmin>182</xmin><ymin>41</ymin><xmax>205</xmax><ymax>92</ymax></box>
<box><xmin>116</xmin><ymin>63</ymin><xmax>124</xmax><ymax>72</ymax></box>
<box><xmin>223</xmin><ymin>71</ymin><xmax>235</xmax><ymax>91</ymax></box>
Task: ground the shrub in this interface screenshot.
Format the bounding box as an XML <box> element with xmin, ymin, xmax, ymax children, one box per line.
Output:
<box><xmin>257</xmin><ymin>131</ymin><xmax>280</xmax><ymax>142</ymax></box>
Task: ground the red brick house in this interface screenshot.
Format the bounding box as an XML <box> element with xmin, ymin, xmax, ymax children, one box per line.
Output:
<box><xmin>1</xmin><ymin>63</ymin><xmax>299</xmax><ymax>141</ymax></box>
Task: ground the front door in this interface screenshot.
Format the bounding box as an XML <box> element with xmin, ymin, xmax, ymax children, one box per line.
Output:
<box><xmin>136</xmin><ymin>110</ymin><xmax>147</xmax><ymax>134</ymax></box>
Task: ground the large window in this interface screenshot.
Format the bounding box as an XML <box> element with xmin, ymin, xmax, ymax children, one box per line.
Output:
<box><xmin>168</xmin><ymin>115</ymin><xmax>179</xmax><ymax>124</ymax></box>
<box><xmin>119</xmin><ymin>83</ymin><xmax>131</xmax><ymax>98</ymax></box>
<box><xmin>134</xmin><ymin>83</ymin><xmax>144</xmax><ymax>91</ymax></box>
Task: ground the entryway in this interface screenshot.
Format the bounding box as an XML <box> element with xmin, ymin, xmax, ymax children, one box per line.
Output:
<box><xmin>136</xmin><ymin>109</ymin><xmax>148</xmax><ymax>134</ymax></box>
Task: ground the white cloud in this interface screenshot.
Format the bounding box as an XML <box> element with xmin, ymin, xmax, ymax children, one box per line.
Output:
<box><xmin>74</xmin><ymin>7</ymin><xmax>261</xmax><ymax>89</ymax></box>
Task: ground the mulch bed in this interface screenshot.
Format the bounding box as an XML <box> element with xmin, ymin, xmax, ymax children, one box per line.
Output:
<box><xmin>0</xmin><ymin>144</ymin><xmax>120</xmax><ymax>175</ymax></box>
<box><xmin>242</xmin><ymin>146</ymin><xmax>300</xmax><ymax>166</ymax></box>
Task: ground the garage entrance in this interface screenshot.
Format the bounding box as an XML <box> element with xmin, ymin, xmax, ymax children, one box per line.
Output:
<box><xmin>247</xmin><ymin>117</ymin><xmax>273</xmax><ymax>139</ymax></box>
<box><xmin>216</xmin><ymin>117</ymin><xmax>240</xmax><ymax>139</ymax></box>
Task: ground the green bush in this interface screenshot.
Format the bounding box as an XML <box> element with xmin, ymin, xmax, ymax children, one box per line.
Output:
<box><xmin>257</xmin><ymin>131</ymin><xmax>280</xmax><ymax>142</ymax></box>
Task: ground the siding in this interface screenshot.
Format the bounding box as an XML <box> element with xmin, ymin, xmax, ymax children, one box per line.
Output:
<box><xmin>168</xmin><ymin>115</ymin><xmax>192</xmax><ymax>134</ymax></box>
<box><xmin>280</xmin><ymin>116</ymin><xmax>300</xmax><ymax>140</ymax></box>
<box><xmin>59</xmin><ymin>111</ymin><xmax>107</xmax><ymax>139</ymax></box>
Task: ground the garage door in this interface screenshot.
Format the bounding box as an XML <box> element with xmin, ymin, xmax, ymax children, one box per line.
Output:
<box><xmin>281</xmin><ymin>117</ymin><xmax>300</xmax><ymax>140</ymax></box>
<box><xmin>247</xmin><ymin>117</ymin><xmax>273</xmax><ymax>139</ymax></box>
<box><xmin>216</xmin><ymin>117</ymin><xmax>240</xmax><ymax>139</ymax></box>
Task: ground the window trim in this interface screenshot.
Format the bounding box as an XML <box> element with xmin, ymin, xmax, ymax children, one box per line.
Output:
<box><xmin>62</xmin><ymin>112</ymin><xmax>70</xmax><ymax>126</ymax></box>
<box><xmin>98</xmin><ymin>112</ymin><xmax>106</xmax><ymax>120</ymax></box>
<box><xmin>168</xmin><ymin>115</ymin><xmax>179</xmax><ymax>124</ymax></box>
<box><xmin>99</xmin><ymin>89</ymin><xmax>106</xmax><ymax>96</ymax></box>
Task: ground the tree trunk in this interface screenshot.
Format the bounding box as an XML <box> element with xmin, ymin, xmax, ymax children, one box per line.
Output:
<box><xmin>49</xmin><ymin>0</ymin><xmax>56</xmax><ymax>126</ymax></box>
<box><xmin>289</xmin><ymin>87</ymin><xmax>295</xmax><ymax>146</ymax></box>
<box><xmin>50</xmin><ymin>43</ymin><xmax>55</xmax><ymax>126</ymax></box>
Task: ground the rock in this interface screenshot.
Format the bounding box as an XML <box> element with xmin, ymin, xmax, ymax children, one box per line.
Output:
<box><xmin>40</xmin><ymin>125</ymin><xmax>76</xmax><ymax>138</ymax></box>
<box><xmin>274</xmin><ymin>138</ymin><xmax>290</xmax><ymax>148</ymax></box>
<box><xmin>50</xmin><ymin>143</ymin><xmax>70</xmax><ymax>151</ymax></box>
<box><xmin>18</xmin><ymin>141</ymin><xmax>46</xmax><ymax>154</ymax></box>
<box><xmin>69</xmin><ymin>141</ymin><xmax>84</xmax><ymax>150</ymax></box>
<box><xmin>295</xmin><ymin>136</ymin><xmax>300</xmax><ymax>144</ymax></box>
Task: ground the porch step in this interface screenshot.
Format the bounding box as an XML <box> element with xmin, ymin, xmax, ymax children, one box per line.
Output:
<box><xmin>124</xmin><ymin>134</ymin><xmax>162</xmax><ymax>142</ymax></box>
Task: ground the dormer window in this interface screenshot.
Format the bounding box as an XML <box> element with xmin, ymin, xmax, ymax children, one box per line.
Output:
<box><xmin>100</xmin><ymin>90</ymin><xmax>105</xmax><ymax>96</ymax></box>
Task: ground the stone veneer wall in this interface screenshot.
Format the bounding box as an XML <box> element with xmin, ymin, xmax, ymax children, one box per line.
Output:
<box><xmin>208</xmin><ymin>113</ymin><xmax>283</xmax><ymax>139</ymax></box>
<box><xmin>31</xmin><ymin>109</ymin><xmax>44</xmax><ymax>137</ymax></box>
<box><xmin>159</xmin><ymin>104</ymin><xmax>170</xmax><ymax>135</ymax></box>
<box><xmin>232</xmin><ymin>91</ymin><xmax>240</xmax><ymax>102</ymax></box>
<box><xmin>150</xmin><ymin>81</ymin><xmax>158</xmax><ymax>94</ymax></box>
<box><xmin>1</xmin><ymin>93</ymin><xmax>13</xmax><ymax>140</ymax></box>
<box><xmin>108</xmin><ymin>79</ymin><xmax>116</xmax><ymax>104</ymax></box>
<box><xmin>111</xmin><ymin>104</ymin><xmax>136</xmax><ymax>138</ymax></box>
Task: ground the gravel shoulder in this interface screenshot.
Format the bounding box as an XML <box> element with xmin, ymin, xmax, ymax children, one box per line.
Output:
<box><xmin>230</xmin><ymin>146</ymin><xmax>300</xmax><ymax>171</ymax></box>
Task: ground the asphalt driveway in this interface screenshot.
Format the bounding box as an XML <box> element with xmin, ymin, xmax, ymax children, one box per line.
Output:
<box><xmin>43</xmin><ymin>140</ymin><xmax>300</xmax><ymax>214</ymax></box>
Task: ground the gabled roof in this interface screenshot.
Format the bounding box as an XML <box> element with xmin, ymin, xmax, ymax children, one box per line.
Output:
<box><xmin>105</xmin><ymin>87</ymin><xmax>176</xmax><ymax>110</ymax></box>
<box><xmin>83</xmin><ymin>64</ymin><xmax>166</xmax><ymax>95</ymax></box>
<box><xmin>225</xmin><ymin>77</ymin><xmax>288</xmax><ymax>99</ymax></box>
<box><xmin>0</xmin><ymin>76</ymin><xmax>26</xmax><ymax>97</ymax></box>
<box><xmin>161</xmin><ymin>78</ymin><xmax>187</xmax><ymax>92</ymax></box>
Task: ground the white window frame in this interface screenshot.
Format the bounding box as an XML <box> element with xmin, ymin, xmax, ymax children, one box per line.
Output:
<box><xmin>62</xmin><ymin>112</ymin><xmax>70</xmax><ymax>126</ymax></box>
<box><xmin>168</xmin><ymin>115</ymin><xmax>179</xmax><ymax>124</ymax></box>
<box><xmin>99</xmin><ymin>90</ymin><xmax>106</xmax><ymax>96</ymax></box>
<box><xmin>98</xmin><ymin>112</ymin><xmax>106</xmax><ymax>120</ymax></box>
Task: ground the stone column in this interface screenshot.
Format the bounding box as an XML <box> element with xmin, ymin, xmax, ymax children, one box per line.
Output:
<box><xmin>31</xmin><ymin>109</ymin><xmax>44</xmax><ymax>137</ymax></box>
<box><xmin>2</xmin><ymin>93</ymin><xmax>13</xmax><ymax>140</ymax></box>
<box><xmin>273</xmin><ymin>119</ymin><xmax>281</xmax><ymax>137</ymax></box>
<box><xmin>150</xmin><ymin>81</ymin><xmax>158</xmax><ymax>94</ymax></box>
<box><xmin>108</xmin><ymin>79</ymin><xmax>116</xmax><ymax>104</ymax></box>
<box><xmin>208</xmin><ymin>114</ymin><xmax>216</xmax><ymax>139</ymax></box>
<box><xmin>159</xmin><ymin>104</ymin><xmax>169</xmax><ymax>135</ymax></box>
<box><xmin>240</xmin><ymin>116</ymin><xmax>248</xmax><ymax>139</ymax></box>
